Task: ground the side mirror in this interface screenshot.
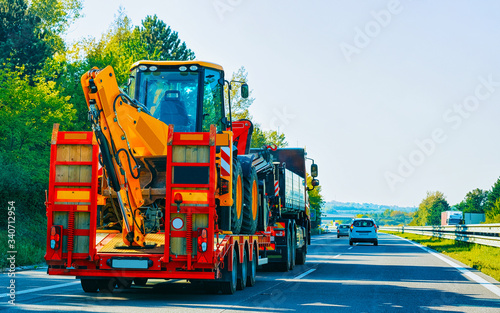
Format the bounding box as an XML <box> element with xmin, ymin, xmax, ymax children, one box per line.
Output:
<box><xmin>311</xmin><ymin>163</ymin><xmax>318</xmax><ymax>178</ymax></box>
<box><xmin>311</xmin><ymin>179</ymin><xmax>319</xmax><ymax>187</ymax></box>
<box><xmin>241</xmin><ymin>83</ymin><xmax>249</xmax><ymax>99</ymax></box>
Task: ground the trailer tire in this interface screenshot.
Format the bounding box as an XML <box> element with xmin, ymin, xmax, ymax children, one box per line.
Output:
<box><xmin>241</xmin><ymin>168</ymin><xmax>258</xmax><ymax>234</ymax></box>
<box><xmin>133</xmin><ymin>278</ymin><xmax>148</xmax><ymax>286</ymax></box>
<box><xmin>98</xmin><ymin>278</ymin><xmax>116</xmax><ymax>293</ymax></box>
<box><xmin>220</xmin><ymin>249</ymin><xmax>237</xmax><ymax>295</ymax></box>
<box><xmin>289</xmin><ymin>228</ymin><xmax>296</xmax><ymax>270</ymax></box>
<box><xmin>247</xmin><ymin>246</ymin><xmax>257</xmax><ymax>287</ymax></box>
<box><xmin>230</xmin><ymin>160</ymin><xmax>244</xmax><ymax>234</ymax></box>
<box><xmin>296</xmin><ymin>245</ymin><xmax>306</xmax><ymax>265</ymax></box>
<box><xmin>116</xmin><ymin>277</ymin><xmax>133</xmax><ymax>289</ymax></box>
<box><xmin>237</xmin><ymin>248</ymin><xmax>247</xmax><ymax>290</ymax></box>
<box><xmin>81</xmin><ymin>278</ymin><xmax>99</xmax><ymax>293</ymax></box>
<box><xmin>278</xmin><ymin>229</ymin><xmax>292</xmax><ymax>272</ymax></box>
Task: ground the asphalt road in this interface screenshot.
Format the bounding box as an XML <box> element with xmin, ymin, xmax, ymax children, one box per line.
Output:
<box><xmin>2</xmin><ymin>233</ymin><xmax>500</xmax><ymax>312</ymax></box>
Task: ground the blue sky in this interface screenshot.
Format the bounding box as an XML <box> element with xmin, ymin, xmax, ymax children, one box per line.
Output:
<box><xmin>65</xmin><ymin>0</ymin><xmax>500</xmax><ymax>207</ymax></box>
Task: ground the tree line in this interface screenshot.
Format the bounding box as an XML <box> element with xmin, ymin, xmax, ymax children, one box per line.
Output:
<box><xmin>409</xmin><ymin>177</ymin><xmax>500</xmax><ymax>226</ymax></box>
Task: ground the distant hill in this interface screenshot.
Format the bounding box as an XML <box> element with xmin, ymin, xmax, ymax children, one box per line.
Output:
<box><xmin>323</xmin><ymin>200</ymin><xmax>416</xmax><ymax>215</ymax></box>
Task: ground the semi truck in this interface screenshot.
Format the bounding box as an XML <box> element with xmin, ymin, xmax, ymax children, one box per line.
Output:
<box><xmin>44</xmin><ymin>60</ymin><xmax>319</xmax><ymax>294</ymax></box>
<box><xmin>441</xmin><ymin>211</ymin><xmax>463</xmax><ymax>226</ymax></box>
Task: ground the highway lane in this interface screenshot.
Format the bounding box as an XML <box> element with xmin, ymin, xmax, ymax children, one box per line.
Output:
<box><xmin>2</xmin><ymin>233</ymin><xmax>500</xmax><ymax>312</ymax></box>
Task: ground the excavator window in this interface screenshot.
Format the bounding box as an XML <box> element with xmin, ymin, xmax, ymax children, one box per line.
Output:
<box><xmin>131</xmin><ymin>65</ymin><xmax>225</xmax><ymax>133</ymax></box>
<box><xmin>202</xmin><ymin>69</ymin><xmax>224</xmax><ymax>132</ymax></box>
<box><xmin>135</xmin><ymin>69</ymin><xmax>198</xmax><ymax>132</ymax></box>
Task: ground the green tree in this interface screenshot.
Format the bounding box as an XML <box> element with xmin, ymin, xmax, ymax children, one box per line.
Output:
<box><xmin>251</xmin><ymin>127</ymin><xmax>288</xmax><ymax>148</ymax></box>
<box><xmin>410</xmin><ymin>191</ymin><xmax>450</xmax><ymax>226</ymax></box>
<box><xmin>225</xmin><ymin>67</ymin><xmax>254</xmax><ymax>121</ymax></box>
<box><xmin>0</xmin><ymin>67</ymin><xmax>75</xmax><ymax>224</ymax></box>
<box><xmin>30</xmin><ymin>0</ymin><xmax>83</xmax><ymax>51</ymax></box>
<box><xmin>0</xmin><ymin>0</ymin><xmax>53</xmax><ymax>76</ymax></box>
<box><xmin>307</xmin><ymin>174</ymin><xmax>324</xmax><ymax>229</ymax></box>
<box><xmin>463</xmin><ymin>188</ymin><xmax>489</xmax><ymax>213</ymax></box>
<box><xmin>486</xmin><ymin>198</ymin><xmax>500</xmax><ymax>223</ymax></box>
<box><xmin>485</xmin><ymin>177</ymin><xmax>500</xmax><ymax>222</ymax></box>
<box><xmin>134</xmin><ymin>14</ymin><xmax>195</xmax><ymax>61</ymax></box>
<box><xmin>82</xmin><ymin>11</ymin><xmax>195</xmax><ymax>87</ymax></box>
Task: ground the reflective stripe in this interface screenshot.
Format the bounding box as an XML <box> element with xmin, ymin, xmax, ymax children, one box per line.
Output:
<box><xmin>274</xmin><ymin>180</ymin><xmax>279</xmax><ymax>196</ymax></box>
<box><xmin>221</xmin><ymin>147</ymin><xmax>231</xmax><ymax>176</ymax></box>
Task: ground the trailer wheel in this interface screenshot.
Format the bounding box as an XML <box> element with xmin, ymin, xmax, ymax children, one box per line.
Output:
<box><xmin>246</xmin><ymin>246</ymin><xmax>257</xmax><ymax>287</ymax></box>
<box><xmin>80</xmin><ymin>278</ymin><xmax>99</xmax><ymax>293</ymax></box>
<box><xmin>133</xmin><ymin>278</ymin><xmax>148</xmax><ymax>286</ymax></box>
<box><xmin>289</xmin><ymin>228</ymin><xmax>296</xmax><ymax>270</ymax></box>
<box><xmin>98</xmin><ymin>278</ymin><xmax>116</xmax><ymax>293</ymax></box>
<box><xmin>220</xmin><ymin>249</ymin><xmax>237</xmax><ymax>294</ymax></box>
<box><xmin>116</xmin><ymin>278</ymin><xmax>133</xmax><ymax>289</ymax></box>
<box><xmin>278</xmin><ymin>229</ymin><xmax>292</xmax><ymax>272</ymax></box>
<box><xmin>241</xmin><ymin>168</ymin><xmax>258</xmax><ymax>234</ymax></box>
<box><xmin>237</xmin><ymin>248</ymin><xmax>247</xmax><ymax>290</ymax></box>
<box><xmin>296</xmin><ymin>245</ymin><xmax>306</xmax><ymax>265</ymax></box>
<box><xmin>231</xmin><ymin>161</ymin><xmax>244</xmax><ymax>234</ymax></box>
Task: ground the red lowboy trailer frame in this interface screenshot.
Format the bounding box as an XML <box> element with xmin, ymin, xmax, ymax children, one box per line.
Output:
<box><xmin>45</xmin><ymin>128</ymin><xmax>271</xmax><ymax>283</ymax></box>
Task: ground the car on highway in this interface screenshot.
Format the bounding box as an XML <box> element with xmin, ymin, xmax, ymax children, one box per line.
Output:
<box><xmin>349</xmin><ymin>218</ymin><xmax>378</xmax><ymax>246</ymax></box>
<box><xmin>337</xmin><ymin>224</ymin><xmax>350</xmax><ymax>238</ymax></box>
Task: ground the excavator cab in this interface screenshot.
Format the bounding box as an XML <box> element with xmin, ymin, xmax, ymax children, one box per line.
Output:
<box><xmin>127</xmin><ymin>61</ymin><xmax>226</xmax><ymax>132</ymax></box>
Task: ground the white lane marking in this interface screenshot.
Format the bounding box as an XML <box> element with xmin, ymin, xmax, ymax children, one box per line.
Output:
<box><xmin>333</xmin><ymin>254</ymin><xmax>341</xmax><ymax>258</ymax></box>
<box><xmin>348</xmin><ymin>247</ymin><xmax>353</xmax><ymax>250</ymax></box>
<box><xmin>399</xmin><ymin>236</ymin><xmax>500</xmax><ymax>298</ymax></box>
<box><xmin>0</xmin><ymin>281</ymin><xmax>80</xmax><ymax>298</ymax></box>
<box><xmin>293</xmin><ymin>268</ymin><xmax>316</xmax><ymax>280</ymax></box>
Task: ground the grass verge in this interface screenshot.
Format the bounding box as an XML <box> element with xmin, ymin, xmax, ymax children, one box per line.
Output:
<box><xmin>381</xmin><ymin>230</ymin><xmax>500</xmax><ymax>282</ymax></box>
<box><xmin>0</xmin><ymin>213</ymin><xmax>47</xmax><ymax>271</ymax></box>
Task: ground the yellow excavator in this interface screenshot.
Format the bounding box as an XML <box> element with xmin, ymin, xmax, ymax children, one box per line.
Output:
<box><xmin>81</xmin><ymin>61</ymin><xmax>248</xmax><ymax>247</ymax></box>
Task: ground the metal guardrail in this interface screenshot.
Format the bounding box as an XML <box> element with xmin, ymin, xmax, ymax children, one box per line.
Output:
<box><xmin>380</xmin><ymin>224</ymin><xmax>500</xmax><ymax>248</ymax></box>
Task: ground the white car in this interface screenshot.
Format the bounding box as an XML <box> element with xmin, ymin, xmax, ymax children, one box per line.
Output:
<box><xmin>349</xmin><ymin>218</ymin><xmax>378</xmax><ymax>246</ymax></box>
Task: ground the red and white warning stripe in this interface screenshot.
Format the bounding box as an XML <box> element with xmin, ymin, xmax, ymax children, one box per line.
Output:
<box><xmin>220</xmin><ymin>147</ymin><xmax>231</xmax><ymax>177</ymax></box>
<box><xmin>274</xmin><ymin>180</ymin><xmax>279</xmax><ymax>196</ymax></box>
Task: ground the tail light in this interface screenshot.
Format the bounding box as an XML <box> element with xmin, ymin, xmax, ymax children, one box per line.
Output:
<box><xmin>275</xmin><ymin>230</ymin><xmax>285</xmax><ymax>237</ymax></box>
<box><xmin>374</xmin><ymin>224</ymin><xmax>378</xmax><ymax>232</ymax></box>
<box><xmin>50</xmin><ymin>225</ymin><xmax>63</xmax><ymax>250</ymax></box>
<box><xmin>350</xmin><ymin>224</ymin><xmax>353</xmax><ymax>232</ymax></box>
<box><xmin>221</xmin><ymin>179</ymin><xmax>229</xmax><ymax>194</ymax></box>
<box><xmin>198</xmin><ymin>228</ymin><xmax>208</xmax><ymax>252</ymax></box>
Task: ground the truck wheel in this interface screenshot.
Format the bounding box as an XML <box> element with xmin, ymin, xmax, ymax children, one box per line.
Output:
<box><xmin>241</xmin><ymin>168</ymin><xmax>258</xmax><ymax>234</ymax></box>
<box><xmin>116</xmin><ymin>277</ymin><xmax>133</xmax><ymax>289</ymax></box>
<box><xmin>289</xmin><ymin>228</ymin><xmax>296</xmax><ymax>270</ymax></box>
<box><xmin>279</xmin><ymin>229</ymin><xmax>292</xmax><ymax>272</ymax></box>
<box><xmin>220</xmin><ymin>248</ymin><xmax>237</xmax><ymax>294</ymax></box>
<box><xmin>237</xmin><ymin>248</ymin><xmax>247</xmax><ymax>290</ymax></box>
<box><xmin>231</xmin><ymin>161</ymin><xmax>244</xmax><ymax>234</ymax></box>
<box><xmin>98</xmin><ymin>278</ymin><xmax>116</xmax><ymax>293</ymax></box>
<box><xmin>133</xmin><ymin>278</ymin><xmax>148</xmax><ymax>286</ymax></box>
<box><xmin>247</xmin><ymin>246</ymin><xmax>257</xmax><ymax>287</ymax></box>
<box><xmin>296</xmin><ymin>245</ymin><xmax>306</xmax><ymax>265</ymax></box>
<box><xmin>80</xmin><ymin>278</ymin><xmax>99</xmax><ymax>293</ymax></box>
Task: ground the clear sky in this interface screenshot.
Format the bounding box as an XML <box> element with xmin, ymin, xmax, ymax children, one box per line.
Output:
<box><xmin>65</xmin><ymin>0</ymin><xmax>500</xmax><ymax>207</ymax></box>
